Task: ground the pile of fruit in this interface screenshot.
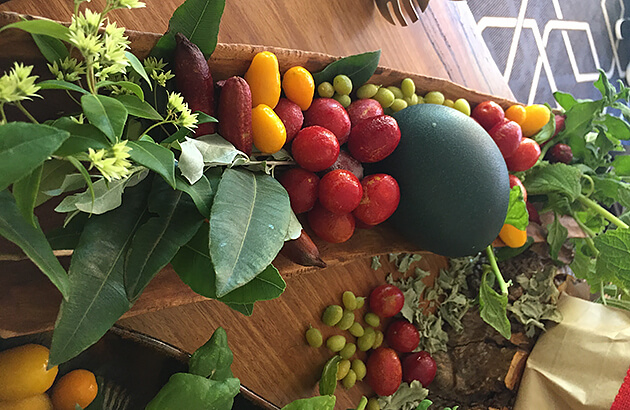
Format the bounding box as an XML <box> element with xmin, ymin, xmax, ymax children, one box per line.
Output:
<box><xmin>0</xmin><ymin>344</ymin><xmax>97</xmax><ymax>410</ymax></box>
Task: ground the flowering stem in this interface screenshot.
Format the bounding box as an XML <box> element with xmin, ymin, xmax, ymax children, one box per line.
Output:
<box><xmin>0</xmin><ymin>103</ymin><xmax>6</xmax><ymax>124</ymax></box>
<box><xmin>143</xmin><ymin>120</ymin><xmax>171</xmax><ymax>136</ymax></box>
<box><xmin>15</xmin><ymin>102</ymin><xmax>38</xmax><ymax>124</ymax></box>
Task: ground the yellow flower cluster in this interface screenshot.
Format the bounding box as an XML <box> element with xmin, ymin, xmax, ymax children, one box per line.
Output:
<box><xmin>87</xmin><ymin>140</ymin><xmax>133</xmax><ymax>181</ymax></box>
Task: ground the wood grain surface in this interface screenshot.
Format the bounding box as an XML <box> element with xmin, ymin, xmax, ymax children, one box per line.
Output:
<box><xmin>0</xmin><ymin>1</ymin><xmax>520</xmax><ymax>408</ymax></box>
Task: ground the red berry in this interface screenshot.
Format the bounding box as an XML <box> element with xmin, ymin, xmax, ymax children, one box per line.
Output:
<box><xmin>346</xmin><ymin>98</ymin><xmax>384</xmax><ymax>128</ymax></box>
<box><xmin>347</xmin><ymin>115</ymin><xmax>401</xmax><ymax>163</ymax></box>
<box><xmin>353</xmin><ymin>174</ymin><xmax>400</xmax><ymax>226</ymax></box>
<box><xmin>307</xmin><ymin>202</ymin><xmax>355</xmax><ymax>243</ymax></box>
<box><xmin>402</xmin><ymin>351</ymin><xmax>437</xmax><ymax>387</ymax></box>
<box><xmin>505</xmin><ymin>138</ymin><xmax>541</xmax><ymax>172</ymax></box>
<box><xmin>550</xmin><ymin>143</ymin><xmax>573</xmax><ymax>164</ymax></box>
<box><xmin>274</xmin><ymin>98</ymin><xmax>303</xmax><ymax>143</ymax></box>
<box><xmin>553</xmin><ymin>114</ymin><xmax>566</xmax><ymax>137</ymax></box>
<box><xmin>322</xmin><ymin>150</ymin><xmax>364</xmax><ymax>180</ymax></box>
<box><xmin>369</xmin><ymin>284</ymin><xmax>404</xmax><ymax>318</ymax></box>
<box><xmin>489</xmin><ymin>119</ymin><xmax>522</xmax><ymax>158</ymax></box>
<box><xmin>318</xmin><ymin>170</ymin><xmax>363</xmax><ymax>214</ymax></box>
<box><xmin>385</xmin><ymin>320</ymin><xmax>420</xmax><ymax>353</ymax></box>
<box><xmin>527</xmin><ymin>201</ymin><xmax>542</xmax><ymax>224</ymax></box>
<box><xmin>291</xmin><ymin>126</ymin><xmax>340</xmax><ymax>172</ymax></box>
<box><xmin>303</xmin><ymin>98</ymin><xmax>352</xmax><ymax>144</ymax></box>
<box><xmin>278</xmin><ymin>168</ymin><xmax>319</xmax><ymax>214</ymax></box>
<box><xmin>366</xmin><ymin>347</ymin><xmax>402</xmax><ymax>396</ymax></box>
<box><xmin>472</xmin><ymin>100</ymin><xmax>505</xmax><ymax>131</ymax></box>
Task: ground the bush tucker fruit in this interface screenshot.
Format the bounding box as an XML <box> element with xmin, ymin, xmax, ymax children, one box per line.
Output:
<box><xmin>304</xmin><ymin>98</ymin><xmax>352</xmax><ymax>144</ymax></box>
<box><xmin>343</xmin><ymin>290</ymin><xmax>358</xmax><ymax>310</ymax></box>
<box><xmin>349</xmin><ymin>322</ymin><xmax>365</xmax><ymax>338</ymax></box>
<box><xmin>553</xmin><ymin>114</ymin><xmax>566</xmax><ymax>137</ymax></box>
<box><xmin>0</xmin><ymin>394</ymin><xmax>53</xmax><ymax>410</ymax></box>
<box><xmin>274</xmin><ymin>98</ymin><xmax>304</xmax><ymax>143</ymax></box>
<box><xmin>357</xmin><ymin>84</ymin><xmax>380</xmax><ymax>99</ymax></box>
<box><xmin>453</xmin><ymin>98</ymin><xmax>471</xmax><ymax>116</ymax></box>
<box><xmin>374</xmin><ymin>87</ymin><xmax>395</xmax><ymax>108</ymax></box>
<box><xmin>337</xmin><ymin>310</ymin><xmax>355</xmax><ymax>330</ymax></box>
<box><xmin>251</xmin><ymin>104</ymin><xmax>286</xmax><ymax>154</ymax></box>
<box><xmin>337</xmin><ymin>359</ymin><xmax>351</xmax><ymax>380</ymax></box>
<box><xmin>505</xmin><ymin>105</ymin><xmax>526</xmax><ymax>126</ymax></box>
<box><xmin>346</xmin><ymin>99</ymin><xmax>385</xmax><ymax>128</ymax></box>
<box><xmin>319</xmin><ymin>170</ymin><xmax>363</xmax><ymax>214</ymax></box>
<box><xmin>217</xmin><ymin>76</ymin><xmax>253</xmax><ymax>155</ymax></box>
<box><xmin>0</xmin><ymin>344</ymin><xmax>58</xmax><ymax>401</ymax></box>
<box><xmin>322</xmin><ymin>150</ymin><xmax>364</xmax><ymax>180</ymax></box>
<box><xmin>318</xmin><ymin>82</ymin><xmax>334</xmax><ymax>98</ymax></box>
<box><xmin>280</xmin><ymin>229</ymin><xmax>326</xmax><ymax>268</ymax></box>
<box><xmin>424</xmin><ymin>91</ymin><xmax>445</xmax><ymax>105</ymax></box>
<box><xmin>352</xmin><ymin>359</ymin><xmax>367</xmax><ymax>381</ymax></box>
<box><xmin>244</xmin><ymin>51</ymin><xmax>281</xmax><ymax>109</ymax></box>
<box><xmin>327</xmin><ymin>335</ymin><xmax>346</xmax><ymax>352</ymax></box>
<box><xmin>550</xmin><ymin>143</ymin><xmax>573</xmax><ymax>164</ymax></box>
<box><xmin>385</xmin><ymin>320</ymin><xmax>420</xmax><ymax>352</ymax></box>
<box><xmin>499</xmin><ymin>223</ymin><xmax>527</xmax><ymax>248</ymax></box>
<box><xmin>50</xmin><ymin>369</ymin><xmax>98</xmax><ymax>410</ymax></box>
<box><xmin>305</xmin><ymin>326</ymin><xmax>323</xmax><ymax>348</ymax></box>
<box><xmin>364</xmin><ymin>312</ymin><xmax>381</xmax><ymax>328</ymax></box>
<box><xmin>369</xmin><ymin>284</ymin><xmax>404</xmax><ymax>318</ymax></box>
<box><xmin>373</xmin><ymin>330</ymin><xmax>384</xmax><ymax>349</ymax></box>
<box><xmin>340</xmin><ymin>342</ymin><xmax>357</xmax><ymax>360</ymax></box>
<box><xmin>521</xmin><ymin>104</ymin><xmax>551</xmax><ymax>137</ymax></box>
<box><xmin>489</xmin><ymin>119</ymin><xmax>522</xmax><ymax>158</ymax></box>
<box><xmin>342</xmin><ymin>369</ymin><xmax>357</xmax><ymax>389</ymax></box>
<box><xmin>292</xmin><ymin>126</ymin><xmax>340</xmax><ymax>172</ymax></box>
<box><xmin>174</xmin><ymin>33</ymin><xmax>215</xmax><ymax>135</ymax></box>
<box><xmin>278</xmin><ymin>167</ymin><xmax>319</xmax><ymax>214</ymax></box>
<box><xmin>322</xmin><ymin>305</ymin><xmax>344</xmax><ymax>326</ymax></box>
<box><xmin>358</xmin><ymin>328</ymin><xmax>377</xmax><ymax>352</ymax></box>
<box><xmin>402</xmin><ymin>351</ymin><xmax>437</xmax><ymax>387</ymax></box>
<box><xmin>282</xmin><ymin>66</ymin><xmax>315</xmax><ymax>110</ymax></box>
<box><xmin>366</xmin><ymin>347</ymin><xmax>403</xmax><ymax>396</ymax></box>
<box><xmin>348</xmin><ymin>115</ymin><xmax>401</xmax><ymax>163</ymax></box>
<box><xmin>505</xmin><ymin>138</ymin><xmax>541</xmax><ymax>172</ymax></box>
<box><xmin>472</xmin><ymin>100</ymin><xmax>505</xmax><ymax>131</ymax></box>
<box><xmin>307</xmin><ymin>202</ymin><xmax>355</xmax><ymax>243</ymax></box>
<box><xmin>333</xmin><ymin>74</ymin><xmax>353</xmax><ymax>95</ymax></box>
<box><xmin>353</xmin><ymin>174</ymin><xmax>400</xmax><ymax>226</ymax></box>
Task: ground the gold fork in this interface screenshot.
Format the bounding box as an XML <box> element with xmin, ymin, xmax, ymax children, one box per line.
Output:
<box><xmin>375</xmin><ymin>0</ymin><xmax>430</xmax><ymax>26</ymax></box>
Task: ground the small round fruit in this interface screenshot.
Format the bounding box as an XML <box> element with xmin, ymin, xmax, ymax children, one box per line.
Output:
<box><xmin>401</xmin><ymin>78</ymin><xmax>416</xmax><ymax>98</ymax></box>
<box><xmin>357</xmin><ymin>329</ymin><xmax>377</xmax><ymax>352</ymax></box>
<box><xmin>342</xmin><ymin>369</ymin><xmax>357</xmax><ymax>389</ymax></box>
<box><xmin>333</xmin><ymin>74</ymin><xmax>353</xmax><ymax>95</ymax></box>
<box><xmin>367</xmin><ymin>397</ymin><xmax>381</xmax><ymax>410</ymax></box>
<box><xmin>385</xmin><ymin>320</ymin><xmax>420</xmax><ymax>352</ymax></box>
<box><xmin>322</xmin><ymin>150</ymin><xmax>364</xmax><ymax>180</ymax></box>
<box><xmin>0</xmin><ymin>344</ymin><xmax>58</xmax><ymax>401</ymax></box>
<box><xmin>509</xmin><ymin>174</ymin><xmax>527</xmax><ymax>202</ymax></box>
<box><xmin>390</xmin><ymin>98</ymin><xmax>408</xmax><ymax>112</ymax></box>
<box><xmin>352</xmin><ymin>359</ymin><xmax>367</xmax><ymax>381</ymax></box>
<box><xmin>251</xmin><ymin>104</ymin><xmax>286</xmax><ymax>154</ymax></box>
<box><xmin>303</xmin><ymin>98</ymin><xmax>352</xmax><ymax>144</ymax></box>
<box><xmin>550</xmin><ymin>143</ymin><xmax>573</xmax><ymax>164</ymax></box>
<box><xmin>489</xmin><ymin>119</ymin><xmax>522</xmax><ymax>158</ymax></box>
<box><xmin>499</xmin><ymin>223</ymin><xmax>527</xmax><ymax>248</ymax></box>
<box><xmin>340</xmin><ymin>342</ymin><xmax>357</xmax><ymax>360</ymax></box>
<box><xmin>346</xmin><ymin>99</ymin><xmax>384</xmax><ymax>128</ymax></box>
<box><xmin>353</xmin><ymin>174</ymin><xmax>400</xmax><ymax>226</ymax></box>
<box><xmin>0</xmin><ymin>394</ymin><xmax>53</xmax><ymax>410</ymax></box>
<box><xmin>318</xmin><ymin>81</ymin><xmax>335</xmax><ymax>98</ymax></box>
<box><xmin>373</xmin><ymin>330</ymin><xmax>384</xmax><ymax>349</ymax></box>
<box><xmin>334</xmin><ymin>93</ymin><xmax>352</xmax><ymax>108</ymax></box>
<box><xmin>355</xmin><ymin>297</ymin><xmax>365</xmax><ymax>309</ymax></box>
<box><xmin>347</xmin><ymin>115</ymin><xmax>401</xmax><ymax>163</ymax></box>
<box><xmin>337</xmin><ymin>310</ymin><xmax>355</xmax><ymax>331</ymax></box>
<box><xmin>326</xmin><ymin>335</ymin><xmax>347</xmax><ymax>352</ymax></box>
<box><xmin>402</xmin><ymin>351</ymin><xmax>437</xmax><ymax>387</ymax></box>
<box><xmin>505</xmin><ymin>105</ymin><xmax>527</xmax><ymax>126</ymax></box>
<box><xmin>443</xmin><ymin>99</ymin><xmax>454</xmax><ymax>108</ymax></box>
<box><xmin>521</xmin><ymin>104</ymin><xmax>551</xmax><ymax>137</ymax></box>
<box><xmin>505</xmin><ymin>138</ymin><xmax>541</xmax><ymax>172</ymax></box>
<box><xmin>274</xmin><ymin>98</ymin><xmax>304</xmax><ymax>143</ymax></box>
<box><xmin>278</xmin><ymin>167</ymin><xmax>319</xmax><ymax>214</ymax></box>
<box><xmin>369</xmin><ymin>284</ymin><xmax>404</xmax><ymax>318</ymax></box>
<box><xmin>337</xmin><ymin>359</ymin><xmax>351</xmax><ymax>380</ymax></box>
<box><xmin>472</xmin><ymin>100</ymin><xmax>505</xmax><ymax>131</ymax></box>
<box><xmin>553</xmin><ymin>114</ymin><xmax>566</xmax><ymax>137</ymax></box>
<box><xmin>291</xmin><ymin>126</ymin><xmax>340</xmax><ymax>172</ymax></box>
<box><xmin>282</xmin><ymin>66</ymin><xmax>315</xmax><ymax>110</ymax></box>
<box><xmin>374</xmin><ymin>87</ymin><xmax>395</xmax><ymax>108</ymax></box>
<box><xmin>343</xmin><ymin>290</ymin><xmax>358</xmax><ymax>310</ymax></box>
<box><xmin>307</xmin><ymin>202</ymin><xmax>355</xmax><ymax>243</ymax></box>
<box><xmin>364</xmin><ymin>312</ymin><xmax>381</xmax><ymax>328</ymax></box>
<box><xmin>319</xmin><ymin>170</ymin><xmax>363</xmax><ymax>214</ymax></box>
<box><xmin>322</xmin><ymin>305</ymin><xmax>344</xmax><ymax>326</ymax></box>
<box><xmin>357</xmin><ymin>84</ymin><xmax>379</xmax><ymax>99</ymax></box>
<box><xmin>527</xmin><ymin>201</ymin><xmax>542</xmax><ymax>224</ymax></box>
<box><xmin>349</xmin><ymin>322</ymin><xmax>365</xmax><ymax>338</ymax></box>
<box><xmin>366</xmin><ymin>347</ymin><xmax>403</xmax><ymax>396</ymax></box>
<box><xmin>50</xmin><ymin>369</ymin><xmax>98</xmax><ymax>410</ymax></box>
<box><xmin>424</xmin><ymin>91</ymin><xmax>445</xmax><ymax>105</ymax></box>
<box><xmin>453</xmin><ymin>98</ymin><xmax>471</xmax><ymax>116</ymax></box>
<box><xmin>306</xmin><ymin>327</ymin><xmax>323</xmax><ymax>348</ymax></box>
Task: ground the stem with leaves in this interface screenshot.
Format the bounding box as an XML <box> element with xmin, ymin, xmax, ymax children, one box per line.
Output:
<box><xmin>485</xmin><ymin>245</ymin><xmax>509</xmax><ymax>296</ymax></box>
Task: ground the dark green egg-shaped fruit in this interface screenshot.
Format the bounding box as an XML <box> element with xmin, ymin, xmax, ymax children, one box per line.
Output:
<box><xmin>377</xmin><ymin>104</ymin><xmax>509</xmax><ymax>257</ymax></box>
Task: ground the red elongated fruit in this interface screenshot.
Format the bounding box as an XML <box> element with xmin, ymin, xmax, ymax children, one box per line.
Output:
<box><xmin>366</xmin><ymin>347</ymin><xmax>402</xmax><ymax>396</ymax></box>
<box><xmin>217</xmin><ymin>76</ymin><xmax>253</xmax><ymax>155</ymax></box>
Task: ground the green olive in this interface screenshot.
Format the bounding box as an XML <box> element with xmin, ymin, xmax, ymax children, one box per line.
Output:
<box><xmin>318</xmin><ymin>82</ymin><xmax>334</xmax><ymax>98</ymax></box>
<box><xmin>305</xmin><ymin>327</ymin><xmax>323</xmax><ymax>348</ymax></box>
<box><xmin>336</xmin><ymin>310</ymin><xmax>355</xmax><ymax>331</ymax></box>
<box><xmin>357</xmin><ymin>330</ymin><xmax>376</xmax><ymax>352</ymax></box>
<box><xmin>364</xmin><ymin>312</ymin><xmax>380</xmax><ymax>328</ymax></box>
<box><xmin>391</xmin><ymin>98</ymin><xmax>408</xmax><ymax>112</ymax></box>
<box><xmin>400</xmin><ymin>78</ymin><xmax>416</xmax><ymax>98</ymax></box>
<box><xmin>386</xmin><ymin>86</ymin><xmax>404</xmax><ymax>99</ymax></box>
<box><xmin>454</xmin><ymin>98</ymin><xmax>471</xmax><ymax>116</ymax></box>
<box><xmin>322</xmin><ymin>305</ymin><xmax>343</xmax><ymax>326</ymax></box>
<box><xmin>333</xmin><ymin>93</ymin><xmax>352</xmax><ymax>108</ymax></box>
<box><xmin>326</xmin><ymin>335</ymin><xmax>346</xmax><ymax>352</ymax></box>
<box><xmin>333</xmin><ymin>74</ymin><xmax>353</xmax><ymax>95</ymax></box>
<box><xmin>340</xmin><ymin>342</ymin><xmax>356</xmax><ymax>360</ymax></box>
<box><xmin>351</xmin><ymin>359</ymin><xmax>367</xmax><ymax>381</ymax></box>
<box><xmin>342</xmin><ymin>369</ymin><xmax>357</xmax><ymax>389</ymax></box>
<box><xmin>342</xmin><ymin>291</ymin><xmax>357</xmax><ymax>311</ymax></box>
<box><xmin>336</xmin><ymin>359</ymin><xmax>351</xmax><ymax>380</ymax></box>
<box><xmin>348</xmin><ymin>322</ymin><xmax>364</xmax><ymax>338</ymax></box>
<box><xmin>424</xmin><ymin>91</ymin><xmax>445</xmax><ymax>105</ymax></box>
<box><xmin>356</xmin><ymin>84</ymin><xmax>379</xmax><ymax>99</ymax></box>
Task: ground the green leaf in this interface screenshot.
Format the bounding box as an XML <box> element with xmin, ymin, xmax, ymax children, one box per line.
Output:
<box><xmin>523</xmin><ymin>163</ymin><xmax>583</xmax><ymax>202</ymax></box>
<box><xmin>124</xmin><ymin>177</ymin><xmax>204</xmax><ymax>301</ymax></box>
<box><xmin>313</xmin><ymin>50</ymin><xmax>381</xmax><ymax>88</ymax></box>
<box><xmin>178</xmin><ymin>138</ymin><xmax>204</xmax><ymax>184</ymax></box>
<box><xmin>152</xmin><ymin>0</ymin><xmax>226</xmax><ymax>59</ymax></box>
<box><xmin>146</xmin><ymin>373</ymin><xmax>240</xmax><ymax>410</ymax></box>
<box><xmin>594</xmin><ymin>69</ymin><xmax>616</xmax><ymax>103</ymax></box>
<box><xmin>0</xmin><ymin>122</ymin><xmax>70</xmax><ymax>191</ymax></box>
<box><xmin>223</xmin><ymin>302</ymin><xmax>254</xmax><ymax>316</ymax></box>
<box><xmin>162</xmin><ymin>126</ymin><xmax>192</xmax><ymax>144</ymax></box>
<box><xmin>124</xmin><ymin>51</ymin><xmax>152</xmax><ymax>90</ymax></box>
<box><xmin>478</xmin><ymin>271</ymin><xmax>511</xmax><ymax>339</ymax></box>
<box><xmin>31</xmin><ymin>33</ymin><xmax>69</xmax><ymax>63</ymax></box>
<box><xmin>531</xmin><ymin>107</ymin><xmax>556</xmax><ymax>145</ymax></box>
<box><xmin>127</xmin><ymin>140</ymin><xmax>176</xmax><ymax>188</ymax></box>
<box><xmin>189</xmin><ymin>327</ymin><xmax>234</xmax><ymax>380</ymax></box>
<box><xmin>600</xmin><ymin>114</ymin><xmax>630</xmax><ymax>141</ymax></box>
<box><xmin>171</xmin><ymin>223</ymin><xmax>286</xmax><ymax>304</ymax></box>
<box><xmin>175</xmin><ymin>175</ymin><xmax>215</xmax><ymax>218</ymax></box>
<box><xmin>38</xmin><ymin>79</ymin><xmax>89</xmax><ymax>95</ymax></box>
<box><xmin>495</xmin><ymin>237</ymin><xmax>534</xmax><ymax>262</ymax></box>
<box><xmin>282</xmin><ymin>396</ymin><xmax>336</xmax><ymax>410</ymax></box>
<box><xmin>594</xmin><ymin>229</ymin><xmax>630</xmax><ymax>289</ymax></box>
<box><xmin>612</xmin><ymin>155</ymin><xmax>630</xmax><ymax>176</ymax></box>
<box><xmin>195</xmin><ymin>111</ymin><xmax>218</xmax><ymax>124</ymax></box>
<box><xmin>113</xmin><ymin>95</ymin><xmax>163</xmax><ymax>120</ymax></box>
<box><xmin>504</xmin><ymin>186</ymin><xmax>528</xmax><ymax>230</ymax></box>
<box><xmin>0</xmin><ymin>19</ymin><xmax>70</xmax><ymax>39</ymax></box>
<box><xmin>319</xmin><ymin>355</ymin><xmax>341</xmax><ymax>396</ymax></box>
<box><xmin>0</xmin><ymin>190</ymin><xmax>69</xmax><ymax>298</ymax></box>
<box><xmin>97</xmin><ymin>80</ymin><xmax>144</xmax><ymax>101</ymax></box>
<box><xmin>81</xmin><ymin>94</ymin><xmax>128</xmax><ymax>142</ymax></box>
<box><xmin>12</xmin><ymin>164</ymin><xmax>43</xmax><ymax>226</ymax></box>
<box><xmin>49</xmin><ymin>181</ymin><xmax>150</xmax><ymax>366</ymax></box>
<box><xmin>209</xmin><ymin>168</ymin><xmax>291</xmax><ymax>297</ymax></box>
<box><xmin>553</xmin><ymin>91</ymin><xmax>578</xmax><ymax>110</ymax></box>
<box><xmin>416</xmin><ymin>400</ymin><xmax>433</xmax><ymax>410</ymax></box>
<box><xmin>35</xmin><ymin>159</ymin><xmax>76</xmax><ymax>206</ymax></box>
<box><xmin>51</xmin><ymin>117</ymin><xmax>110</xmax><ymax>157</ymax></box>
<box><xmin>558</xmin><ymin>100</ymin><xmax>603</xmax><ymax>143</ymax></box>
<box><xmin>55</xmin><ymin>170</ymin><xmax>148</xmax><ymax>215</ymax></box>
<box><xmin>66</xmin><ymin>156</ymin><xmax>95</xmax><ymax>206</ymax></box>
<box><xmin>181</xmin><ymin>134</ymin><xmax>249</xmax><ymax>168</ymax></box>
<box><xmin>547</xmin><ymin>213</ymin><xmax>568</xmax><ymax>261</ymax></box>
<box><xmin>569</xmin><ymin>239</ymin><xmax>598</xmax><ymax>282</ymax></box>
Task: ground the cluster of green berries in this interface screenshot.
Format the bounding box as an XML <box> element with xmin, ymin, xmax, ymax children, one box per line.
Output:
<box><xmin>317</xmin><ymin>74</ymin><xmax>354</xmax><ymax>108</ymax></box>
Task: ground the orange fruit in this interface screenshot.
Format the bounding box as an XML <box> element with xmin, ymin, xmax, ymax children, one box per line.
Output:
<box><xmin>505</xmin><ymin>104</ymin><xmax>527</xmax><ymax>126</ymax></box>
<box><xmin>521</xmin><ymin>104</ymin><xmax>551</xmax><ymax>137</ymax></box>
<box><xmin>50</xmin><ymin>369</ymin><xmax>98</xmax><ymax>410</ymax></box>
<box><xmin>0</xmin><ymin>344</ymin><xmax>58</xmax><ymax>401</ymax></box>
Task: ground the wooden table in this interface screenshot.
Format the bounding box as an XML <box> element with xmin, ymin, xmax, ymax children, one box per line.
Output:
<box><xmin>0</xmin><ymin>0</ymin><xmax>516</xmax><ymax>408</ymax></box>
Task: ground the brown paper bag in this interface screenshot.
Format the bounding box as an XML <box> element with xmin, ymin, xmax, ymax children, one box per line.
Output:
<box><xmin>514</xmin><ymin>293</ymin><xmax>630</xmax><ymax>409</ymax></box>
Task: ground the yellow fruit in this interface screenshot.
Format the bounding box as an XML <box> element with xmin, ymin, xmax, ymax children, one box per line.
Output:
<box><xmin>499</xmin><ymin>223</ymin><xmax>528</xmax><ymax>248</ymax></box>
<box><xmin>282</xmin><ymin>66</ymin><xmax>315</xmax><ymax>110</ymax></box>
<box><xmin>505</xmin><ymin>104</ymin><xmax>527</xmax><ymax>126</ymax></box>
<box><xmin>244</xmin><ymin>51</ymin><xmax>281</xmax><ymax>109</ymax></box>
<box><xmin>521</xmin><ymin>104</ymin><xmax>551</xmax><ymax>137</ymax></box>
<box><xmin>0</xmin><ymin>344</ymin><xmax>58</xmax><ymax>401</ymax></box>
<box><xmin>50</xmin><ymin>369</ymin><xmax>98</xmax><ymax>410</ymax></box>
<box><xmin>251</xmin><ymin>104</ymin><xmax>286</xmax><ymax>154</ymax></box>
<box><xmin>0</xmin><ymin>394</ymin><xmax>54</xmax><ymax>410</ymax></box>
